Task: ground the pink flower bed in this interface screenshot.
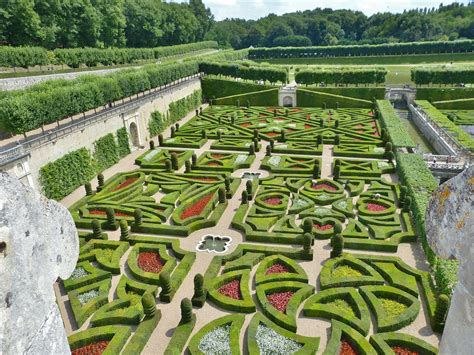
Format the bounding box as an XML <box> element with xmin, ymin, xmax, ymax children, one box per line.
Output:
<box><xmin>314</xmin><ymin>224</ymin><xmax>333</xmax><ymax>231</ymax></box>
<box><xmin>72</xmin><ymin>340</ymin><xmax>110</xmax><ymax>355</ymax></box>
<box><xmin>264</xmin><ymin>197</ymin><xmax>282</xmax><ymax>205</ymax></box>
<box><xmin>267</xmin><ymin>291</ymin><xmax>294</xmax><ymax>313</ymax></box>
<box><xmin>218</xmin><ymin>279</ymin><xmax>242</xmax><ymax>300</ymax></box>
<box><xmin>180</xmin><ymin>193</ymin><xmax>214</xmax><ymax>220</ymax></box>
<box><xmin>265</xmin><ymin>263</ymin><xmax>289</xmax><ymax>275</ymax></box>
<box><xmin>137</xmin><ymin>252</ymin><xmax>164</xmax><ymax>273</ymax></box>
<box><xmin>311</xmin><ymin>183</ymin><xmax>337</xmax><ymax>191</ymax></box>
<box><xmin>367</xmin><ymin>203</ymin><xmax>387</xmax><ymax>212</ymax></box>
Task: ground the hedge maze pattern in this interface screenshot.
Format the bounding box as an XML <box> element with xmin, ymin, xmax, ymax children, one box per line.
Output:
<box><xmin>62</xmin><ymin>105</ymin><xmax>440</xmax><ymax>354</ymax></box>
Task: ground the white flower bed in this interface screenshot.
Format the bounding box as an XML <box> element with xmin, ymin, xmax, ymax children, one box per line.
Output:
<box><xmin>287</xmin><ymin>123</ymin><xmax>296</xmax><ymax>128</ymax></box>
<box><xmin>166</xmin><ymin>138</ymin><xmax>176</xmax><ymax>143</ymax></box>
<box><xmin>335</xmin><ymin>200</ymin><xmax>348</xmax><ymax>209</ymax></box>
<box><xmin>256</xmin><ymin>324</ymin><xmax>302</xmax><ymax>354</ymax></box>
<box><xmin>235</xmin><ymin>155</ymin><xmax>248</xmax><ymax>165</ymax></box>
<box><xmin>78</xmin><ymin>290</ymin><xmax>100</xmax><ymax>305</ymax></box>
<box><xmin>143</xmin><ymin>150</ymin><xmax>159</xmax><ymax>161</ymax></box>
<box><xmin>315</xmin><ymin>207</ymin><xmax>332</xmax><ymax>215</ymax></box>
<box><xmin>292</xmin><ymin>196</ymin><xmax>308</xmax><ymax>209</ymax></box>
<box><xmin>71</xmin><ymin>267</ymin><xmax>89</xmax><ymax>280</ymax></box>
<box><xmin>268</xmin><ymin>156</ymin><xmax>281</xmax><ymax>167</ymax></box>
<box><xmin>374</xmin><ymin>147</ymin><xmax>385</xmax><ymax>153</ymax></box>
<box><xmin>198</xmin><ymin>325</ymin><xmax>231</xmax><ymax>354</ymax></box>
<box><xmin>275</xmin><ymin>144</ymin><xmax>287</xmax><ymax>149</ymax></box>
<box><xmin>377</xmin><ymin>161</ymin><xmax>390</xmax><ymax>168</ymax></box>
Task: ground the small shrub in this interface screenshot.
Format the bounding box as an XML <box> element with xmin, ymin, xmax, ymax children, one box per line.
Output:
<box><xmin>91</xmin><ymin>219</ymin><xmax>102</xmax><ymax>239</ymax></box>
<box><xmin>84</xmin><ymin>182</ymin><xmax>92</xmax><ymax>196</ymax></box>
<box><xmin>142</xmin><ymin>292</ymin><xmax>156</xmax><ymax>318</ymax></box>
<box><xmin>330</xmin><ymin>234</ymin><xmax>344</xmax><ymax>258</ymax></box>
<box><xmin>181</xmin><ymin>298</ymin><xmax>193</xmax><ymax>323</ymax></box>
<box><xmin>134</xmin><ymin>208</ymin><xmax>142</xmax><ymax>226</ymax></box>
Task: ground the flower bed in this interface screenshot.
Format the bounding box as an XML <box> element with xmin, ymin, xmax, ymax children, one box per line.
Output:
<box><xmin>198</xmin><ymin>325</ymin><xmax>231</xmax><ymax>354</ymax></box>
<box><xmin>113</xmin><ymin>177</ymin><xmax>138</xmax><ymax>191</ymax></box>
<box><xmin>180</xmin><ymin>193</ymin><xmax>215</xmax><ymax>220</ymax></box>
<box><xmin>192</xmin><ymin>177</ymin><xmax>219</xmax><ymax>182</ymax></box>
<box><xmin>207</xmin><ymin>162</ymin><xmax>220</xmax><ymax>167</ymax></box>
<box><xmin>137</xmin><ymin>252</ymin><xmax>164</xmax><ymax>273</ymax></box>
<box><xmin>314</xmin><ymin>224</ymin><xmax>333</xmax><ymax>231</ymax></box>
<box><xmin>78</xmin><ymin>289</ymin><xmax>100</xmax><ymax>305</ymax></box>
<box><xmin>265</xmin><ymin>263</ymin><xmax>289</xmax><ymax>275</ymax></box>
<box><xmin>267</xmin><ymin>291</ymin><xmax>294</xmax><ymax>313</ymax></box>
<box><xmin>256</xmin><ymin>324</ymin><xmax>302</xmax><ymax>354</ymax></box>
<box><xmin>211</xmin><ymin>154</ymin><xmax>225</xmax><ymax>159</ymax></box>
<box><xmin>71</xmin><ymin>267</ymin><xmax>89</xmax><ymax>280</ymax></box>
<box><xmin>381</xmin><ymin>298</ymin><xmax>407</xmax><ymax>317</ymax></box>
<box><xmin>264</xmin><ymin>197</ymin><xmax>282</xmax><ymax>205</ymax></box>
<box><xmin>312</xmin><ymin>183</ymin><xmax>337</xmax><ymax>191</ymax></box>
<box><xmin>71</xmin><ymin>340</ymin><xmax>110</xmax><ymax>355</ymax></box>
<box><xmin>340</xmin><ymin>339</ymin><xmax>358</xmax><ymax>355</ymax></box>
<box><xmin>89</xmin><ymin>210</ymin><xmax>129</xmax><ymax>217</ymax></box>
<box><xmin>367</xmin><ymin>203</ymin><xmax>387</xmax><ymax>212</ymax></box>
<box><xmin>332</xmin><ymin>265</ymin><xmax>362</xmax><ymax>278</ymax></box>
<box><xmin>391</xmin><ymin>346</ymin><xmax>419</xmax><ymax>355</ymax></box>
<box><xmin>218</xmin><ymin>279</ymin><xmax>242</xmax><ymax>300</ymax></box>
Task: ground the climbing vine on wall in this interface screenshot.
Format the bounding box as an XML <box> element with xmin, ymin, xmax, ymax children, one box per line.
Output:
<box><xmin>116</xmin><ymin>127</ymin><xmax>131</xmax><ymax>158</ymax></box>
<box><xmin>93</xmin><ymin>133</ymin><xmax>119</xmax><ymax>172</ymax></box>
<box><xmin>39</xmin><ymin>148</ymin><xmax>95</xmax><ymax>200</ymax></box>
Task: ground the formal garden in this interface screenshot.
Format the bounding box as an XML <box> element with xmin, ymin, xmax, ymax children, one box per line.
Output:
<box><xmin>58</xmin><ymin>104</ymin><xmax>446</xmax><ymax>355</ymax></box>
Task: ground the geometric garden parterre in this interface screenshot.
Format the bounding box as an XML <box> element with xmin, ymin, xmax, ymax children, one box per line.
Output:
<box><xmin>60</xmin><ymin>106</ymin><xmax>440</xmax><ymax>354</ymax></box>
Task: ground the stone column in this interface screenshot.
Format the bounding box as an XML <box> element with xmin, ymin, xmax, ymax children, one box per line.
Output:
<box><xmin>0</xmin><ymin>172</ymin><xmax>79</xmax><ymax>354</ymax></box>
<box><xmin>426</xmin><ymin>166</ymin><xmax>473</xmax><ymax>354</ymax></box>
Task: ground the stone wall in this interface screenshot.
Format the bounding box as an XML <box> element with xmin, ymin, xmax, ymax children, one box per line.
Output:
<box><xmin>2</xmin><ymin>78</ymin><xmax>201</xmax><ymax>190</ymax></box>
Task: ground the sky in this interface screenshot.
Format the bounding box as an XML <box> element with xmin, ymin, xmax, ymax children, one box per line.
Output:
<box><xmin>172</xmin><ymin>0</ymin><xmax>471</xmax><ymax>21</ymax></box>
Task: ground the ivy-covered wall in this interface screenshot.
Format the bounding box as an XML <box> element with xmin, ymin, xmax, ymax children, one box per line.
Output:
<box><xmin>116</xmin><ymin>127</ymin><xmax>131</xmax><ymax>158</ymax></box>
<box><xmin>148</xmin><ymin>89</ymin><xmax>202</xmax><ymax>137</ymax></box>
<box><xmin>93</xmin><ymin>133</ymin><xmax>119</xmax><ymax>172</ymax></box>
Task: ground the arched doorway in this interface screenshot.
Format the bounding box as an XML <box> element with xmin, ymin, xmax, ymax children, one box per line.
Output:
<box><xmin>283</xmin><ymin>96</ymin><xmax>293</xmax><ymax>107</ymax></box>
<box><xmin>129</xmin><ymin>122</ymin><xmax>140</xmax><ymax>147</ymax></box>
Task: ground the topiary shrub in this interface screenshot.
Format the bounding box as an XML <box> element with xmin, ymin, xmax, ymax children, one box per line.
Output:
<box><xmin>269</xmin><ymin>139</ymin><xmax>275</xmax><ymax>149</ymax></box>
<box><xmin>334</xmin><ymin>134</ymin><xmax>340</xmax><ymax>146</ymax></box>
<box><xmin>180</xmin><ymin>298</ymin><xmax>193</xmax><ymax>323</ymax></box>
<box><xmin>170</xmin><ymin>126</ymin><xmax>176</xmax><ymax>137</ymax></box>
<box><xmin>385</xmin><ymin>142</ymin><xmax>393</xmax><ymax>153</ymax></box>
<box><xmin>253</xmin><ymin>138</ymin><xmax>259</xmax><ymax>152</ymax></box>
<box><xmin>175</xmin><ymin>123</ymin><xmax>180</xmax><ymax>131</ymax></box>
<box><xmin>246</xmin><ymin>180</ymin><xmax>253</xmax><ymax>200</ymax></box>
<box><xmin>119</xmin><ymin>219</ymin><xmax>129</xmax><ymax>241</ymax></box>
<box><xmin>218</xmin><ymin>187</ymin><xmax>226</xmax><ymax>204</ymax></box>
<box><xmin>399</xmin><ymin>185</ymin><xmax>408</xmax><ymax>205</ymax></box>
<box><xmin>242</xmin><ymin>190</ymin><xmax>249</xmax><ymax>204</ymax></box>
<box><xmin>134</xmin><ymin>208</ymin><xmax>142</xmax><ymax>226</ymax></box>
<box><xmin>266</xmin><ymin>145</ymin><xmax>272</xmax><ymax>157</ymax></box>
<box><xmin>84</xmin><ymin>182</ymin><xmax>92</xmax><ymax>196</ymax></box>
<box><xmin>159</xmin><ymin>271</ymin><xmax>172</xmax><ymax>301</ymax></box>
<box><xmin>158</xmin><ymin>134</ymin><xmax>164</xmax><ymax>146</ymax></box>
<box><xmin>303</xmin><ymin>233</ymin><xmax>312</xmax><ymax>253</ymax></box>
<box><xmin>253</xmin><ymin>129</ymin><xmax>259</xmax><ymax>140</ymax></box>
<box><xmin>303</xmin><ymin>218</ymin><xmax>313</xmax><ymax>234</ymax></box>
<box><xmin>149</xmin><ymin>140</ymin><xmax>155</xmax><ymax>150</ymax></box>
<box><xmin>217</xmin><ymin>130</ymin><xmax>222</xmax><ymax>140</ymax></box>
<box><xmin>191</xmin><ymin>153</ymin><xmax>197</xmax><ymax>167</ymax></box>
<box><xmin>92</xmin><ymin>219</ymin><xmax>102</xmax><ymax>239</ymax></box>
<box><xmin>280</xmin><ymin>130</ymin><xmax>286</xmax><ymax>142</ymax></box>
<box><xmin>386</xmin><ymin>151</ymin><xmax>395</xmax><ymax>163</ymax></box>
<box><xmin>201</xmin><ymin>129</ymin><xmax>207</xmax><ymax>139</ymax></box>
<box><xmin>312</xmin><ymin>163</ymin><xmax>320</xmax><ymax>178</ymax></box>
<box><xmin>185</xmin><ymin>160</ymin><xmax>191</xmax><ymax>173</ymax></box>
<box><xmin>434</xmin><ymin>293</ymin><xmax>449</xmax><ymax>332</ymax></box>
<box><xmin>330</xmin><ymin>234</ymin><xmax>344</xmax><ymax>258</ymax></box>
<box><xmin>106</xmin><ymin>207</ymin><xmax>116</xmax><ymax>228</ymax></box>
<box><xmin>171</xmin><ymin>153</ymin><xmax>179</xmax><ymax>170</ymax></box>
<box><xmin>97</xmin><ymin>173</ymin><xmax>105</xmax><ymax>192</ymax></box>
<box><xmin>319</xmin><ymin>118</ymin><xmax>324</xmax><ymax>127</ymax></box>
<box><xmin>165</xmin><ymin>159</ymin><xmax>172</xmax><ymax>172</ymax></box>
<box><xmin>249</xmin><ymin>144</ymin><xmax>255</xmax><ymax>156</ymax></box>
<box><xmin>403</xmin><ymin>196</ymin><xmax>412</xmax><ymax>212</ymax></box>
<box><xmin>142</xmin><ymin>292</ymin><xmax>156</xmax><ymax>318</ymax></box>
<box><xmin>335</xmin><ymin>119</ymin><xmax>339</xmax><ymax>128</ymax></box>
<box><xmin>317</xmin><ymin>134</ymin><xmax>323</xmax><ymax>146</ymax></box>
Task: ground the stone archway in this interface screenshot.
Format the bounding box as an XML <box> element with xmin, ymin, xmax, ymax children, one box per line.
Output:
<box><xmin>283</xmin><ymin>96</ymin><xmax>294</xmax><ymax>107</ymax></box>
<box><xmin>129</xmin><ymin>122</ymin><xmax>140</xmax><ymax>147</ymax></box>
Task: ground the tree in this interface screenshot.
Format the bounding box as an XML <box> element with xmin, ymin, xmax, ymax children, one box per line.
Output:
<box><xmin>188</xmin><ymin>0</ymin><xmax>214</xmax><ymax>41</ymax></box>
<box><xmin>124</xmin><ymin>0</ymin><xmax>164</xmax><ymax>47</ymax></box>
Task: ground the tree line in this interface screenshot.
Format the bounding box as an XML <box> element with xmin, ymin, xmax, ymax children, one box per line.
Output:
<box><xmin>206</xmin><ymin>3</ymin><xmax>474</xmax><ymax>48</ymax></box>
<box><xmin>295</xmin><ymin>68</ymin><xmax>387</xmax><ymax>85</ymax></box>
<box><xmin>411</xmin><ymin>66</ymin><xmax>474</xmax><ymax>85</ymax></box>
<box><xmin>198</xmin><ymin>62</ymin><xmax>288</xmax><ymax>84</ymax></box>
<box><xmin>0</xmin><ymin>62</ymin><xmax>199</xmax><ymax>135</ymax></box>
<box><xmin>0</xmin><ymin>42</ymin><xmax>218</xmax><ymax>69</ymax></box>
<box><xmin>0</xmin><ymin>0</ymin><xmax>213</xmax><ymax>49</ymax></box>
<box><xmin>248</xmin><ymin>40</ymin><xmax>474</xmax><ymax>59</ymax></box>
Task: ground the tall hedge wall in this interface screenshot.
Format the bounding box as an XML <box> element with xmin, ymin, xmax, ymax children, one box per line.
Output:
<box><xmin>199</xmin><ymin>62</ymin><xmax>288</xmax><ymax>84</ymax></box>
<box><xmin>300</xmin><ymin>87</ymin><xmax>385</xmax><ymax>101</ymax></box>
<box><xmin>213</xmin><ymin>89</ymin><xmax>279</xmax><ymax>106</ymax></box>
<box><xmin>202</xmin><ymin>77</ymin><xmax>276</xmax><ymax>101</ymax></box>
<box><xmin>433</xmin><ymin>98</ymin><xmax>474</xmax><ymax>110</ymax></box>
<box><xmin>296</xmin><ymin>68</ymin><xmax>386</xmax><ymax>85</ymax></box>
<box><xmin>39</xmin><ymin>148</ymin><xmax>96</xmax><ymax>200</ymax></box>
<box><xmin>0</xmin><ymin>41</ymin><xmax>218</xmax><ymax>69</ymax></box>
<box><xmin>93</xmin><ymin>133</ymin><xmax>120</xmax><ymax>172</ymax></box>
<box><xmin>116</xmin><ymin>127</ymin><xmax>131</xmax><ymax>158</ymax></box>
<box><xmin>248</xmin><ymin>40</ymin><xmax>474</xmax><ymax>59</ymax></box>
<box><xmin>0</xmin><ymin>61</ymin><xmax>199</xmax><ymax>135</ymax></box>
<box><xmin>416</xmin><ymin>88</ymin><xmax>474</xmax><ymax>101</ymax></box>
<box><xmin>376</xmin><ymin>100</ymin><xmax>416</xmax><ymax>149</ymax></box>
<box><xmin>412</xmin><ymin>65</ymin><xmax>474</xmax><ymax>85</ymax></box>
<box><xmin>297</xmin><ymin>89</ymin><xmax>372</xmax><ymax>108</ymax></box>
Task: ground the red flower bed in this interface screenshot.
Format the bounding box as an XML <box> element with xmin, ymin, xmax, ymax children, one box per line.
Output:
<box><xmin>264</xmin><ymin>197</ymin><xmax>282</xmax><ymax>205</ymax></box>
<box><xmin>207</xmin><ymin>162</ymin><xmax>220</xmax><ymax>167</ymax></box>
<box><xmin>356</xmin><ymin>124</ymin><xmax>364</xmax><ymax>128</ymax></box>
<box><xmin>180</xmin><ymin>193</ymin><xmax>215</xmax><ymax>220</ymax></box>
<box><xmin>275</xmin><ymin>118</ymin><xmax>285</xmax><ymax>122</ymax></box>
<box><xmin>218</xmin><ymin>279</ymin><xmax>242</xmax><ymax>300</ymax></box>
<box><xmin>211</xmin><ymin>153</ymin><xmax>225</xmax><ymax>159</ymax></box>
<box><xmin>267</xmin><ymin>291</ymin><xmax>294</xmax><ymax>313</ymax></box>
<box><xmin>260</xmin><ymin>119</ymin><xmax>268</xmax><ymax>123</ymax></box>
<box><xmin>373</xmin><ymin>131</ymin><xmax>380</xmax><ymax>137</ymax></box>
<box><xmin>240</xmin><ymin>123</ymin><xmax>252</xmax><ymax>128</ymax></box>
<box><xmin>265</xmin><ymin>263</ymin><xmax>289</xmax><ymax>275</ymax></box>
<box><xmin>357</xmin><ymin>130</ymin><xmax>365</xmax><ymax>134</ymax></box>
<box><xmin>89</xmin><ymin>210</ymin><xmax>129</xmax><ymax>217</ymax></box>
<box><xmin>311</xmin><ymin>183</ymin><xmax>337</xmax><ymax>191</ymax></box>
<box><xmin>367</xmin><ymin>203</ymin><xmax>387</xmax><ymax>212</ymax></box>
<box><xmin>137</xmin><ymin>251</ymin><xmax>164</xmax><ymax>273</ymax></box>
<box><xmin>72</xmin><ymin>340</ymin><xmax>110</xmax><ymax>355</ymax></box>
<box><xmin>391</xmin><ymin>347</ymin><xmax>419</xmax><ymax>355</ymax></box>
<box><xmin>113</xmin><ymin>177</ymin><xmax>138</xmax><ymax>191</ymax></box>
<box><xmin>266</xmin><ymin>132</ymin><xmax>279</xmax><ymax>137</ymax></box>
<box><xmin>305</xmin><ymin>124</ymin><xmax>312</xmax><ymax>129</ymax></box>
<box><xmin>340</xmin><ymin>339</ymin><xmax>358</xmax><ymax>355</ymax></box>
<box><xmin>314</xmin><ymin>224</ymin><xmax>333</xmax><ymax>231</ymax></box>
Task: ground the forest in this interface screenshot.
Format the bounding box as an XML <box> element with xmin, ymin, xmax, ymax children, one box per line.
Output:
<box><xmin>0</xmin><ymin>1</ymin><xmax>473</xmax><ymax>49</ymax></box>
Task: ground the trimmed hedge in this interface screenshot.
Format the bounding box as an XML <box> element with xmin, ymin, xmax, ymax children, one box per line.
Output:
<box><xmin>297</xmin><ymin>89</ymin><xmax>372</xmax><ymax>108</ymax></box>
<box><xmin>116</xmin><ymin>127</ymin><xmax>131</xmax><ymax>158</ymax></box>
<box><xmin>296</xmin><ymin>68</ymin><xmax>386</xmax><ymax>85</ymax></box>
<box><xmin>370</xmin><ymin>332</ymin><xmax>438</xmax><ymax>354</ymax></box>
<box><xmin>433</xmin><ymin>98</ymin><xmax>474</xmax><ymax>110</ymax></box>
<box><xmin>164</xmin><ymin>315</ymin><xmax>196</xmax><ymax>355</ymax></box>
<box><xmin>94</xmin><ymin>133</ymin><xmax>120</xmax><ymax>172</ymax></box>
<box><xmin>68</xmin><ymin>279</ymin><xmax>111</xmax><ymax>327</ymax></box>
<box><xmin>300</xmin><ymin>87</ymin><xmax>385</xmax><ymax>100</ymax></box>
<box><xmin>199</xmin><ymin>61</ymin><xmax>288</xmax><ymax>84</ymax></box>
<box><xmin>412</xmin><ymin>65</ymin><xmax>474</xmax><ymax>85</ymax></box>
<box><xmin>323</xmin><ymin>319</ymin><xmax>376</xmax><ymax>355</ymax></box>
<box><xmin>416</xmin><ymin>87</ymin><xmax>474</xmax><ymax>101</ymax></box>
<box><xmin>213</xmin><ymin>88</ymin><xmax>279</xmax><ymax>106</ymax></box>
<box><xmin>40</xmin><ymin>148</ymin><xmax>95</xmax><ymax>200</ymax></box>
<box><xmin>68</xmin><ymin>325</ymin><xmax>131</xmax><ymax>355</ymax></box>
<box><xmin>122</xmin><ymin>312</ymin><xmax>161</xmax><ymax>354</ymax></box>
<box><xmin>201</xmin><ymin>77</ymin><xmax>276</xmax><ymax>100</ymax></box>
<box><xmin>377</xmin><ymin>100</ymin><xmax>416</xmax><ymax>149</ymax></box>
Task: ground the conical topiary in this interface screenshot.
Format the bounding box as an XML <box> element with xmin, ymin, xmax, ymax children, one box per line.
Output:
<box><xmin>241</xmin><ymin>190</ymin><xmax>249</xmax><ymax>204</ymax></box>
<box><xmin>84</xmin><ymin>182</ymin><xmax>92</xmax><ymax>196</ymax></box>
<box><xmin>193</xmin><ymin>274</ymin><xmax>204</xmax><ymax>299</ymax></box>
<box><xmin>91</xmin><ymin>219</ymin><xmax>102</xmax><ymax>239</ymax></box>
<box><xmin>218</xmin><ymin>187</ymin><xmax>226</xmax><ymax>203</ymax></box>
<box><xmin>105</xmin><ymin>207</ymin><xmax>115</xmax><ymax>227</ymax></box>
<box><xmin>119</xmin><ymin>219</ymin><xmax>129</xmax><ymax>241</ymax></box>
<box><xmin>303</xmin><ymin>233</ymin><xmax>312</xmax><ymax>253</ymax></box>
<box><xmin>180</xmin><ymin>298</ymin><xmax>193</xmax><ymax>323</ymax></box>
<box><xmin>403</xmin><ymin>196</ymin><xmax>412</xmax><ymax>212</ymax></box>
<box><xmin>185</xmin><ymin>160</ymin><xmax>191</xmax><ymax>173</ymax></box>
<box><xmin>246</xmin><ymin>180</ymin><xmax>253</xmax><ymax>200</ymax></box>
<box><xmin>142</xmin><ymin>292</ymin><xmax>156</xmax><ymax>318</ymax></box>
<box><xmin>434</xmin><ymin>294</ymin><xmax>449</xmax><ymax>332</ymax></box>
<box><xmin>134</xmin><ymin>208</ymin><xmax>142</xmax><ymax>226</ymax></box>
<box><xmin>150</xmin><ymin>140</ymin><xmax>155</xmax><ymax>150</ymax></box>
<box><xmin>160</xmin><ymin>271</ymin><xmax>172</xmax><ymax>295</ymax></box>
<box><xmin>330</xmin><ymin>234</ymin><xmax>344</xmax><ymax>258</ymax></box>
<box><xmin>158</xmin><ymin>134</ymin><xmax>164</xmax><ymax>146</ymax></box>
<box><xmin>171</xmin><ymin>153</ymin><xmax>179</xmax><ymax>170</ymax></box>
